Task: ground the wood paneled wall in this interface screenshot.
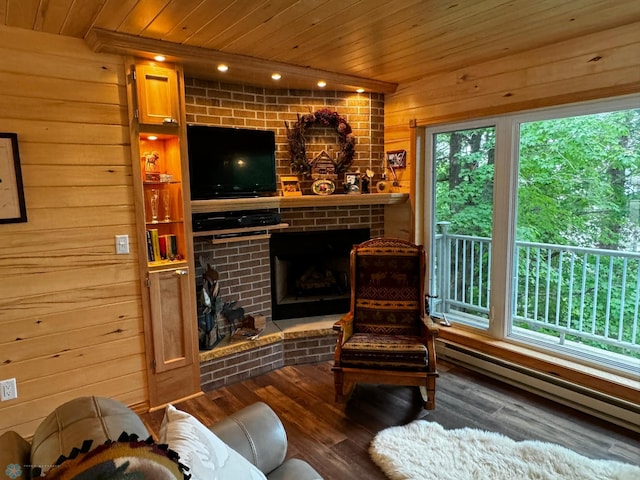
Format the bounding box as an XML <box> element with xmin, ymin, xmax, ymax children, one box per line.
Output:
<box><xmin>384</xmin><ymin>22</ymin><xmax>640</xmax><ymax>173</ymax></box>
<box><xmin>0</xmin><ymin>17</ymin><xmax>637</xmax><ymax>438</ymax></box>
<box><xmin>0</xmin><ymin>26</ymin><xmax>147</xmax><ymax>438</ymax></box>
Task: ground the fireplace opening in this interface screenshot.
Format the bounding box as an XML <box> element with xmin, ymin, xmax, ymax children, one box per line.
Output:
<box><xmin>270</xmin><ymin>228</ymin><xmax>370</xmax><ymax>319</ymax></box>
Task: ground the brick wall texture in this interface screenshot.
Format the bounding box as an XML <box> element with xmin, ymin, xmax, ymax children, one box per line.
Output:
<box><xmin>193</xmin><ymin>205</ymin><xmax>383</xmax><ymax>335</ymax></box>
<box><xmin>185</xmin><ymin>79</ymin><xmax>386</xmax><ymax>387</ymax></box>
<box><xmin>183</xmin><ymin>78</ymin><xmax>385</xmax><ymax>191</ymax></box>
<box><xmin>186</xmin><ymin>79</ymin><xmax>386</xmax><ymax>330</ymax></box>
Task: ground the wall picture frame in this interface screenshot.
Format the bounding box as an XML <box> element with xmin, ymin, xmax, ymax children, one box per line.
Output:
<box><xmin>386</xmin><ymin>149</ymin><xmax>407</xmax><ymax>169</ymax></box>
<box><xmin>281</xmin><ymin>176</ymin><xmax>302</xmax><ymax>196</ymax></box>
<box><xmin>0</xmin><ymin>133</ymin><xmax>27</xmax><ymax>224</ymax></box>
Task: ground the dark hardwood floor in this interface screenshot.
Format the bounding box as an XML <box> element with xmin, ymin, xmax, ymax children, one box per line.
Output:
<box><xmin>140</xmin><ymin>360</ymin><xmax>640</xmax><ymax>479</ymax></box>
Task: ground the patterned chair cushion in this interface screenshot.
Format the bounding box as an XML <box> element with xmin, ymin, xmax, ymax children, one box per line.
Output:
<box><xmin>340</xmin><ymin>333</ymin><xmax>428</xmax><ymax>371</ymax></box>
<box><xmin>353</xmin><ymin>241</ymin><xmax>421</xmax><ymax>336</ymax></box>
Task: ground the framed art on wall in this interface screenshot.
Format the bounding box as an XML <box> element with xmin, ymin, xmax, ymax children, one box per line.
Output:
<box><xmin>0</xmin><ymin>133</ymin><xmax>27</xmax><ymax>224</ymax></box>
<box><xmin>386</xmin><ymin>149</ymin><xmax>407</xmax><ymax>168</ymax></box>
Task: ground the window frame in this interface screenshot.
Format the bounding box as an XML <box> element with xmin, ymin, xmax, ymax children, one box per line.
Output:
<box><xmin>417</xmin><ymin>93</ymin><xmax>640</xmax><ymax>378</ymax></box>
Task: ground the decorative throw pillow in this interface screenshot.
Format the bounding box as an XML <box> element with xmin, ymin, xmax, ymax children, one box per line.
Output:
<box><xmin>159</xmin><ymin>404</ymin><xmax>267</xmax><ymax>480</ymax></box>
<box><xmin>41</xmin><ymin>435</ymin><xmax>188</xmax><ymax>479</ymax></box>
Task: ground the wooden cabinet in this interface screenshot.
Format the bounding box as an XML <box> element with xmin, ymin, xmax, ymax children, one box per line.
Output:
<box><xmin>126</xmin><ymin>58</ymin><xmax>200</xmax><ymax>408</ymax></box>
<box><xmin>134</xmin><ymin>63</ymin><xmax>180</xmax><ymax>126</ymax></box>
<box><xmin>148</xmin><ymin>267</ymin><xmax>194</xmax><ymax>373</ymax></box>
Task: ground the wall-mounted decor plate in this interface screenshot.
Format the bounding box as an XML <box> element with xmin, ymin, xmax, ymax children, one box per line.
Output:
<box><xmin>312</xmin><ymin>179</ymin><xmax>336</xmax><ymax>195</ymax></box>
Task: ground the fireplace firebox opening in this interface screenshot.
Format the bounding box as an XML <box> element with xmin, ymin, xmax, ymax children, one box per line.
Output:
<box><xmin>269</xmin><ymin>228</ymin><xmax>370</xmax><ymax>320</ymax></box>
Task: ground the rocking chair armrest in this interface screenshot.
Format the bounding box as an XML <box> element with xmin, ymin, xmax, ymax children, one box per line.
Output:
<box><xmin>334</xmin><ymin>312</ymin><xmax>354</xmax><ymax>344</ymax></box>
<box><xmin>333</xmin><ymin>312</ymin><xmax>353</xmax><ymax>331</ymax></box>
<box><xmin>420</xmin><ymin>315</ymin><xmax>440</xmax><ymax>336</ymax></box>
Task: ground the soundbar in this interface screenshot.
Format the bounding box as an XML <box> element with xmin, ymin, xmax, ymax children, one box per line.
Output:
<box><xmin>193</xmin><ymin>211</ymin><xmax>281</xmax><ymax>232</ymax></box>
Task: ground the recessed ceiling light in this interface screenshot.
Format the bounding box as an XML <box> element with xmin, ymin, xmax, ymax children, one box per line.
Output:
<box><xmin>356</xmin><ymin>88</ymin><xmax>365</xmax><ymax>93</ymax></box>
<box><xmin>317</xmin><ymin>80</ymin><xmax>327</xmax><ymax>88</ymax></box>
<box><xmin>271</xmin><ymin>73</ymin><xmax>282</xmax><ymax>80</ymax></box>
<box><xmin>153</xmin><ymin>55</ymin><xmax>166</xmax><ymax>62</ymax></box>
<box><xmin>147</xmin><ymin>135</ymin><xmax>158</xmax><ymax>141</ymax></box>
<box><xmin>217</xmin><ymin>64</ymin><xmax>229</xmax><ymax>72</ymax></box>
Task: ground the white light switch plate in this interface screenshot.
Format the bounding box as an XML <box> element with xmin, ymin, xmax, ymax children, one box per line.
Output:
<box><xmin>115</xmin><ymin>235</ymin><xmax>129</xmax><ymax>254</ymax></box>
<box><xmin>0</xmin><ymin>378</ymin><xmax>17</xmax><ymax>401</ymax></box>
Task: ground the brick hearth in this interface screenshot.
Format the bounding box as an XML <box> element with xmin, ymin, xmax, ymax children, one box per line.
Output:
<box><xmin>199</xmin><ymin>316</ymin><xmax>339</xmax><ymax>392</ymax></box>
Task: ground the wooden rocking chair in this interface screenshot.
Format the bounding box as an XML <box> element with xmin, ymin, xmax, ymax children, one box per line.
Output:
<box><xmin>332</xmin><ymin>238</ymin><xmax>439</xmax><ymax>409</ymax></box>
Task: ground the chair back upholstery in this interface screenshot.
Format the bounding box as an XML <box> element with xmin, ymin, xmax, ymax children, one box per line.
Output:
<box><xmin>351</xmin><ymin>238</ymin><xmax>425</xmax><ymax>336</ymax></box>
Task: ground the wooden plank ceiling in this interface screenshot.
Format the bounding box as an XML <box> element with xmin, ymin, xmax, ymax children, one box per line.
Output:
<box><xmin>2</xmin><ymin>0</ymin><xmax>640</xmax><ymax>92</ymax></box>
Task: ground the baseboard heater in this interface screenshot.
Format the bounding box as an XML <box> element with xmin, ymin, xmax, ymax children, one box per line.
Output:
<box><xmin>437</xmin><ymin>341</ymin><xmax>640</xmax><ymax>433</ymax></box>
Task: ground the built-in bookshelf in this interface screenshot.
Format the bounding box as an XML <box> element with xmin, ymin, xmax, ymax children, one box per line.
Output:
<box><xmin>126</xmin><ymin>58</ymin><xmax>200</xmax><ymax>408</ymax></box>
<box><xmin>139</xmin><ymin>134</ymin><xmax>189</xmax><ymax>270</ymax></box>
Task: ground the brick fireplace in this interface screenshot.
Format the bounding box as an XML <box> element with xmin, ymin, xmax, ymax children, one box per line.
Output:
<box><xmin>185</xmin><ymin>76</ymin><xmax>390</xmax><ymax>389</ymax></box>
<box><xmin>185</xmin><ymin>72</ymin><xmax>387</xmax><ymax>337</ymax></box>
<box><xmin>195</xmin><ymin>203</ymin><xmax>384</xmax><ymax>392</ymax></box>
<box><xmin>193</xmin><ymin>204</ymin><xmax>384</xmax><ymax>338</ymax></box>
<box><xmin>270</xmin><ymin>227</ymin><xmax>370</xmax><ymax>320</ymax></box>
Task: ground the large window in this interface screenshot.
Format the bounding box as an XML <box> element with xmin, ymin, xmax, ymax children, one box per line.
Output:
<box><xmin>430</xmin><ymin>126</ymin><xmax>495</xmax><ymax>328</ymax></box>
<box><xmin>422</xmin><ymin>96</ymin><xmax>639</xmax><ymax>377</ymax></box>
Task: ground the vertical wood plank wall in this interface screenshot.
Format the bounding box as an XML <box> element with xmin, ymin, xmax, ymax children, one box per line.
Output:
<box><xmin>384</xmin><ymin>22</ymin><xmax>640</xmax><ymax>183</ymax></box>
<box><xmin>0</xmin><ymin>26</ymin><xmax>147</xmax><ymax>438</ymax></box>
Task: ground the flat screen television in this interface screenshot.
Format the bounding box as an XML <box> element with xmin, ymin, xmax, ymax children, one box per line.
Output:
<box><xmin>187</xmin><ymin>124</ymin><xmax>277</xmax><ymax>199</ymax></box>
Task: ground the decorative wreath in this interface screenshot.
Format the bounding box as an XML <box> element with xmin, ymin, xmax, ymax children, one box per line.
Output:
<box><xmin>284</xmin><ymin>108</ymin><xmax>356</xmax><ymax>175</ymax></box>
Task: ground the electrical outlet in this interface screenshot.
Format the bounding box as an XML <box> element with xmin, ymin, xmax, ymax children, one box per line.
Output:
<box><xmin>0</xmin><ymin>378</ymin><xmax>17</xmax><ymax>401</ymax></box>
<box><xmin>115</xmin><ymin>234</ymin><xmax>129</xmax><ymax>254</ymax></box>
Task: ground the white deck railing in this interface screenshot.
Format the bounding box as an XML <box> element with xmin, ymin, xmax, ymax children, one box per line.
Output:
<box><xmin>432</xmin><ymin>223</ymin><xmax>640</xmax><ymax>357</ymax></box>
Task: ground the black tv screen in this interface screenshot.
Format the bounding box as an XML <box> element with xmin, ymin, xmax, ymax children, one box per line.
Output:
<box><xmin>187</xmin><ymin>125</ymin><xmax>277</xmax><ymax>199</ymax></box>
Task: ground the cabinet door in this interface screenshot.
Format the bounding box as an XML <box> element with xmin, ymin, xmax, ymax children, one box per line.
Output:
<box><xmin>136</xmin><ymin>64</ymin><xmax>180</xmax><ymax>126</ymax></box>
<box><xmin>148</xmin><ymin>267</ymin><xmax>194</xmax><ymax>373</ymax></box>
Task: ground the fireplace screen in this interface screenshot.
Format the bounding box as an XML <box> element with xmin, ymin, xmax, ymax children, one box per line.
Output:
<box><xmin>270</xmin><ymin>228</ymin><xmax>370</xmax><ymax>319</ymax></box>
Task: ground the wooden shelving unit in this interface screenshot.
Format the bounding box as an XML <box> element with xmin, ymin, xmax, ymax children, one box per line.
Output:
<box><xmin>126</xmin><ymin>58</ymin><xmax>201</xmax><ymax>408</ymax></box>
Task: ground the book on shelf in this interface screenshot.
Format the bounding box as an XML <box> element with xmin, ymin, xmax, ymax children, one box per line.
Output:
<box><xmin>160</xmin><ymin>234</ymin><xmax>178</xmax><ymax>260</ymax></box>
<box><xmin>228</xmin><ymin>327</ymin><xmax>264</xmax><ymax>343</ymax></box>
<box><xmin>169</xmin><ymin>234</ymin><xmax>178</xmax><ymax>259</ymax></box>
<box><xmin>158</xmin><ymin>235</ymin><xmax>167</xmax><ymax>259</ymax></box>
<box><xmin>146</xmin><ymin>230</ymin><xmax>178</xmax><ymax>262</ymax></box>
<box><xmin>146</xmin><ymin>230</ymin><xmax>154</xmax><ymax>262</ymax></box>
<box><xmin>148</xmin><ymin>229</ymin><xmax>160</xmax><ymax>262</ymax></box>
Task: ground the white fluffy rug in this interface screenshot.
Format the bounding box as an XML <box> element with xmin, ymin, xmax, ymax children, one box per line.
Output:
<box><xmin>369</xmin><ymin>421</ymin><xmax>640</xmax><ymax>480</ymax></box>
